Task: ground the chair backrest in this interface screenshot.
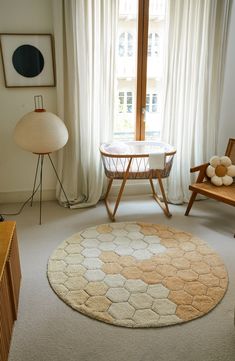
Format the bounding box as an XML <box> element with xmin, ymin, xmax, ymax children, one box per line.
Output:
<box><xmin>225</xmin><ymin>138</ymin><xmax>235</xmax><ymax>164</ymax></box>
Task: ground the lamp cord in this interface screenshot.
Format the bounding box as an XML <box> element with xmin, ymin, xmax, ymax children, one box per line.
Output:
<box><xmin>0</xmin><ymin>183</ymin><xmax>41</xmax><ymax>219</ymax></box>
<box><xmin>0</xmin><ymin>154</ymin><xmax>71</xmax><ymax>222</ymax></box>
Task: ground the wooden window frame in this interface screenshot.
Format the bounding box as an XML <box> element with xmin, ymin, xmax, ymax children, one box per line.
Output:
<box><xmin>136</xmin><ymin>0</ymin><xmax>149</xmax><ymax>141</ymax></box>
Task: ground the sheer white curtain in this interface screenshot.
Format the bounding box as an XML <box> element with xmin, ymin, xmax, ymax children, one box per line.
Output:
<box><xmin>52</xmin><ymin>0</ymin><xmax>118</xmax><ymax>208</ymax></box>
<box><xmin>162</xmin><ymin>0</ymin><xmax>230</xmax><ymax>204</ymax></box>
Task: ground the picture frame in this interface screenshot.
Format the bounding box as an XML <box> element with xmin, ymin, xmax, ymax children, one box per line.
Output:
<box><xmin>0</xmin><ymin>33</ymin><xmax>55</xmax><ymax>87</ymax></box>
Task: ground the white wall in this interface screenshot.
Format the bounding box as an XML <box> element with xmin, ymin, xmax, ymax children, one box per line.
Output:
<box><xmin>0</xmin><ymin>0</ymin><xmax>57</xmax><ymax>203</ymax></box>
<box><xmin>218</xmin><ymin>0</ymin><xmax>235</xmax><ymax>154</ymax></box>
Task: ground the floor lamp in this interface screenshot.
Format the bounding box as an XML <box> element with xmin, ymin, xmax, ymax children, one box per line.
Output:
<box><xmin>13</xmin><ymin>96</ymin><xmax>70</xmax><ymax>224</ymax></box>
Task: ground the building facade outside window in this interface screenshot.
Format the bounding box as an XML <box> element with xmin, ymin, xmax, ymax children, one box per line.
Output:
<box><xmin>148</xmin><ymin>33</ymin><xmax>159</xmax><ymax>56</ymax></box>
<box><xmin>119</xmin><ymin>32</ymin><xmax>134</xmax><ymax>57</ymax></box>
<box><xmin>119</xmin><ymin>91</ymin><xmax>133</xmax><ymax>113</ymax></box>
<box><xmin>146</xmin><ymin>93</ymin><xmax>158</xmax><ymax>112</ymax></box>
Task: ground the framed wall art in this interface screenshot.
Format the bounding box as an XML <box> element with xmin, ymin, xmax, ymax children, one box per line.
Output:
<box><xmin>0</xmin><ymin>33</ymin><xmax>55</xmax><ymax>87</ymax></box>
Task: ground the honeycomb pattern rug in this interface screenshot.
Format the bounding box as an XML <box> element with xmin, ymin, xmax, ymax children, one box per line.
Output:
<box><xmin>47</xmin><ymin>222</ymin><xmax>228</xmax><ymax>328</ymax></box>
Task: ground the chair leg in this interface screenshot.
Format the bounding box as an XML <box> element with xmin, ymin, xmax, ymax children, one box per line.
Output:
<box><xmin>185</xmin><ymin>191</ymin><xmax>198</xmax><ymax>216</ymax></box>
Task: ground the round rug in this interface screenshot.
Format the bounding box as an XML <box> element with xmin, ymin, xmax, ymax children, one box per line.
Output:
<box><xmin>47</xmin><ymin>222</ymin><xmax>228</xmax><ymax>328</ymax></box>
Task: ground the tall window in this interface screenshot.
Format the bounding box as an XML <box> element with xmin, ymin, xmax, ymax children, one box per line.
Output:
<box><xmin>114</xmin><ymin>0</ymin><xmax>166</xmax><ymax>141</ymax></box>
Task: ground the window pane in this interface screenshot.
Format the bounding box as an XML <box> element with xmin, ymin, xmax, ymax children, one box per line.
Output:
<box><xmin>148</xmin><ymin>33</ymin><xmax>152</xmax><ymax>56</ymax></box>
<box><xmin>114</xmin><ymin>0</ymin><xmax>138</xmax><ymax>141</ymax></box>
<box><xmin>145</xmin><ymin>0</ymin><xmax>166</xmax><ymax>140</ymax></box>
<box><xmin>152</xmin><ymin>93</ymin><xmax>157</xmax><ymax>112</ymax></box>
<box><xmin>152</xmin><ymin>93</ymin><xmax>157</xmax><ymax>103</ymax></box>
<box><xmin>153</xmin><ymin>33</ymin><xmax>159</xmax><ymax>55</ymax></box>
<box><xmin>127</xmin><ymin>33</ymin><xmax>133</xmax><ymax>56</ymax></box>
<box><xmin>127</xmin><ymin>92</ymin><xmax>133</xmax><ymax>113</ymax></box>
<box><xmin>119</xmin><ymin>33</ymin><xmax>125</xmax><ymax>56</ymax></box>
<box><xmin>118</xmin><ymin>92</ymin><xmax>125</xmax><ymax>113</ymax></box>
<box><xmin>146</xmin><ymin>94</ymin><xmax>150</xmax><ymax>112</ymax></box>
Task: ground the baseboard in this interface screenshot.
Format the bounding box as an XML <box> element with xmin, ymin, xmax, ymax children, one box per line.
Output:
<box><xmin>0</xmin><ymin>189</ymin><xmax>56</xmax><ymax>204</ymax></box>
<box><xmin>0</xmin><ymin>180</ymin><xmax>158</xmax><ymax>204</ymax></box>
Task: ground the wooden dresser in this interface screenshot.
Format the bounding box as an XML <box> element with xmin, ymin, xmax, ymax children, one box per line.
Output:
<box><xmin>0</xmin><ymin>221</ymin><xmax>21</xmax><ymax>361</ymax></box>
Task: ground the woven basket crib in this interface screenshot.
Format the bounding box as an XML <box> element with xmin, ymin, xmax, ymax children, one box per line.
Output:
<box><xmin>100</xmin><ymin>141</ymin><xmax>176</xmax><ymax>221</ymax></box>
<box><xmin>100</xmin><ymin>141</ymin><xmax>175</xmax><ymax>180</ymax></box>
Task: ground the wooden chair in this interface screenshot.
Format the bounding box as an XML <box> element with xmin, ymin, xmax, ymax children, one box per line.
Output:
<box><xmin>185</xmin><ymin>138</ymin><xmax>235</xmax><ymax>236</ymax></box>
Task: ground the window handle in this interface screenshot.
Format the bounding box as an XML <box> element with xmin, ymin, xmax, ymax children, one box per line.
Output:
<box><xmin>142</xmin><ymin>107</ymin><xmax>146</xmax><ymax>121</ymax></box>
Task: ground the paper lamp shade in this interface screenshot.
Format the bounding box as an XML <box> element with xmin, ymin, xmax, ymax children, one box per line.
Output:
<box><xmin>13</xmin><ymin>110</ymin><xmax>68</xmax><ymax>154</ymax></box>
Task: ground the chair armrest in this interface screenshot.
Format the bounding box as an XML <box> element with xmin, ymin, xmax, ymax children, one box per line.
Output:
<box><xmin>190</xmin><ymin>163</ymin><xmax>209</xmax><ymax>173</ymax></box>
<box><xmin>190</xmin><ymin>163</ymin><xmax>209</xmax><ymax>183</ymax></box>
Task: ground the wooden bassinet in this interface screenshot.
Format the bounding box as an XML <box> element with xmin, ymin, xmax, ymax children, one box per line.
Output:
<box><xmin>100</xmin><ymin>141</ymin><xmax>176</xmax><ymax>221</ymax></box>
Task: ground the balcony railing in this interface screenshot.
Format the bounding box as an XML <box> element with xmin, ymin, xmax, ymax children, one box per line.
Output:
<box><xmin>113</xmin><ymin>130</ymin><xmax>161</xmax><ymax>141</ymax></box>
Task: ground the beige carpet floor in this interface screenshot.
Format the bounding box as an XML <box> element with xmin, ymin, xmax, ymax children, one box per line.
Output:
<box><xmin>1</xmin><ymin>197</ymin><xmax>235</xmax><ymax>361</ymax></box>
<box><xmin>48</xmin><ymin>222</ymin><xmax>228</xmax><ymax>328</ymax></box>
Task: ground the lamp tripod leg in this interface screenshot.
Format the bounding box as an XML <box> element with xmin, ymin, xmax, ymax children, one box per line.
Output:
<box><xmin>39</xmin><ymin>155</ymin><xmax>44</xmax><ymax>225</ymax></box>
<box><xmin>47</xmin><ymin>154</ymin><xmax>70</xmax><ymax>206</ymax></box>
<box><xmin>31</xmin><ymin>154</ymin><xmax>41</xmax><ymax>206</ymax></box>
